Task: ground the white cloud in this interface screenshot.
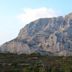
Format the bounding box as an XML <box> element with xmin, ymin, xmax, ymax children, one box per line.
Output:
<box><xmin>0</xmin><ymin>7</ymin><xmax>59</xmax><ymax>45</ymax></box>
<box><xmin>17</xmin><ymin>7</ymin><xmax>58</xmax><ymax>25</ymax></box>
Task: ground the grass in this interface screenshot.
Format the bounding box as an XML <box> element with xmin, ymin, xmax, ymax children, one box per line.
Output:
<box><xmin>0</xmin><ymin>53</ymin><xmax>72</xmax><ymax>72</ymax></box>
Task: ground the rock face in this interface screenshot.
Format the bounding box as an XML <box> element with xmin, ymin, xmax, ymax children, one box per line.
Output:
<box><xmin>0</xmin><ymin>13</ymin><xmax>72</xmax><ymax>56</ymax></box>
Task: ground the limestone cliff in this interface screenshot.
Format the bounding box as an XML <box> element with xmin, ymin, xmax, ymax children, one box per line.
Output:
<box><xmin>0</xmin><ymin>13</ymin><xmax>72</xmax><ymax>56</ymax></box>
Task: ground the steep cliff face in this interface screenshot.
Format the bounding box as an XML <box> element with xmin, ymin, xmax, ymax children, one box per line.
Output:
<box><xmin>0</xmin><ymin>13</ymin><xmax>72</xmax><ymax>56</ymax></box>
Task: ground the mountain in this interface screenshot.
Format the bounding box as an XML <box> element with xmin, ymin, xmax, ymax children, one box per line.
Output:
<box><xmin>0</xmin><ymin>13</ymin><xmax>72</xmax><ymax>56</ymax></box>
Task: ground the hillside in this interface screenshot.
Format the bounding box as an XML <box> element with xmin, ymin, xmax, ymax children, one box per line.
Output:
<box><xmin>0</xmin><ymin>53</ymin><xmax>72</xmax><ymax>72</ymax></box>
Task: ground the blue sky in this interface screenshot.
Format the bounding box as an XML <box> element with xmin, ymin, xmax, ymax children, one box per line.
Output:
<box><xmin>0</xmin><ymin>0</ymin><xmax>72</xmax><ymax>45</ymax></box>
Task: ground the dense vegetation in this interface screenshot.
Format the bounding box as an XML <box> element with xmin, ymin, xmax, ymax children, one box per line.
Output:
<box><xmin>0</xmin><ymin>53</ymin><xmax>72</xmax><ymax>72</ymax></box>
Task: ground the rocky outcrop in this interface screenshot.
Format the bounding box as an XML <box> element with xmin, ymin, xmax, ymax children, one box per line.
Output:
<box><xmin>0</xmin><ymin>13</ymin><xmax>72</xmax><ymax>56</ymax></box>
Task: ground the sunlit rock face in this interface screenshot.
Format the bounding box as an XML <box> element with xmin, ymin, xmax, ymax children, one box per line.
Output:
<box><xmin>0</xmin><ymin>13</ymin><xmax>72</xmax><ymax>56</ymax></box>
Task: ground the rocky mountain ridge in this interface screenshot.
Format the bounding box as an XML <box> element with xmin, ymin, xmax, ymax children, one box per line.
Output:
<box><xmin>0</xmin><ymin>13</ymin><xmax>72</xmax><ymax>56</ymax></box>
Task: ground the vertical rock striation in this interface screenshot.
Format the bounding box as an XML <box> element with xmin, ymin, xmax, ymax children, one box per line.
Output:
<box><xmin>0</xmin><ymin>13</ymin><xmax>72</xmax><ymax>56</ymax></box>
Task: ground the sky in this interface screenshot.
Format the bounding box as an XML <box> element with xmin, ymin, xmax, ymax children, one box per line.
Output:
<box><xmin>0</xmin><ymin>0</ymin><xmax>72</xmax><ymax>45</ymax></box>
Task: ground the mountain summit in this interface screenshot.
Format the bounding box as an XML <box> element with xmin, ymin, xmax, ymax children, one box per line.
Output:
<box><xmin>0</xmin><ymin>13</ymin><xmax>72</xmax><ymax>56</ymax></box>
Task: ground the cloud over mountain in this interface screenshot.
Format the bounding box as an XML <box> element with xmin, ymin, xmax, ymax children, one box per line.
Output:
<box><xmin>17</xmin><ymin>7</ymin><xmax>58</xmax><ymax>25</ymax></box>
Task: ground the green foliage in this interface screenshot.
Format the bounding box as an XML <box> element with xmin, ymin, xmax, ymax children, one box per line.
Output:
<box><xmin>0</xmin><ymin>53</ymin><xmax>72</xmax><ymax>72</ymax></box>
